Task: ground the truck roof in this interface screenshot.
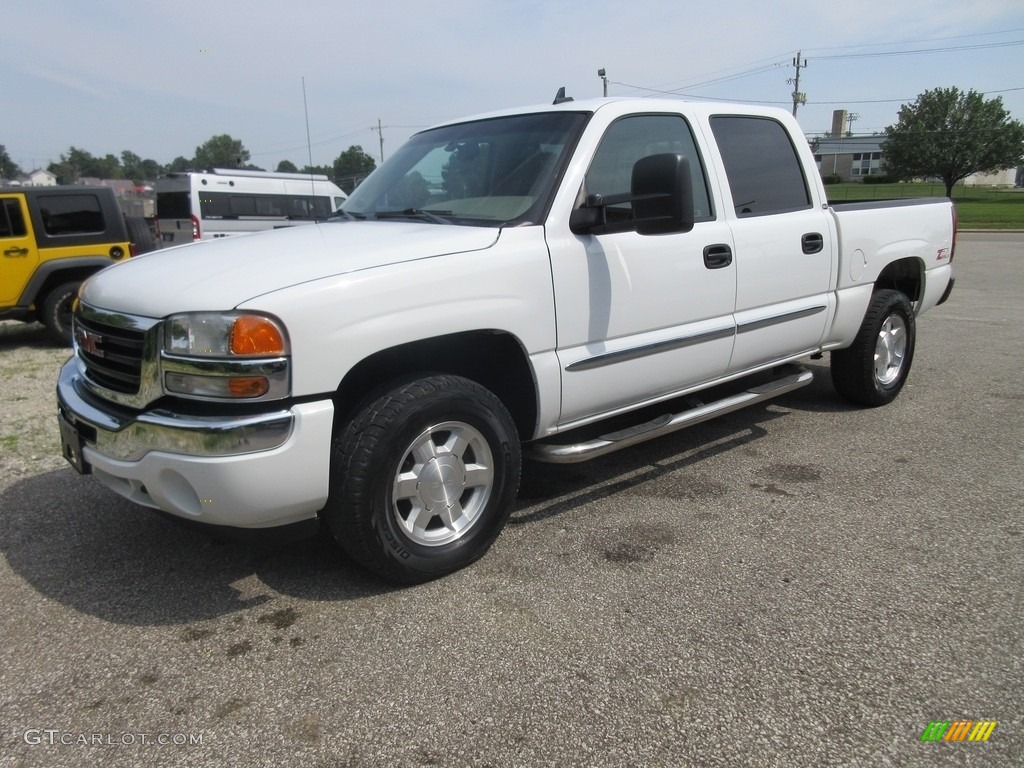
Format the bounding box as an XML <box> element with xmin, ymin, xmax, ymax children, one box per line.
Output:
<box><xmin>421</xmin><ymin>96</ymin><xmax>798</xmax><ymax>135</ymax></box>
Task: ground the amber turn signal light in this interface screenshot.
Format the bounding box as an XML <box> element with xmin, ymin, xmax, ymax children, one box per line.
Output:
<box><xmin>227</xmin><ymin>376</ymin><xmax>270</xmax><ymax>397</ymax></box>
<box><xmin>230</xmin><ymin>316</ymin><xmax>285</xmax><ymax>355</ymax></box>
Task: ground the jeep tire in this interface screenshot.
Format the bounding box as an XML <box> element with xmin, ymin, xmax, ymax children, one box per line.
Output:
<box><xmin>41</xmin><ymin>281</ymin><xmax>79</xmax><ymax>346</ymax></box>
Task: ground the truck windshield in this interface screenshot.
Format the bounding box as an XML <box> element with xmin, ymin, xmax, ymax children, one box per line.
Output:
<box><xmin>341</xmin><ymin>111</ymin><xmax>588</xmax><ymax>227</ymax></box>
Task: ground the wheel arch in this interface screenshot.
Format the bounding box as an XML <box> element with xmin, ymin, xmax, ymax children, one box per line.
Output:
<box><xmin>333</xmin><ymin>330</ymin><xmax>539</xmax><ymax>441</ymax></box>
<box><xmin>18</xmin><ymin>259</ymin><xmax>112</xmax><ymax>311</ymax></box>
<box><xmin>874</xmin><ymin>257</ymin><xmax>924</xmax><ymax>304</ymax></box>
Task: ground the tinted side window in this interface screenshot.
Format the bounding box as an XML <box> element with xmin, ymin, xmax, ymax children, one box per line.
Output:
<box><xmin>710</xmin><ymin>116</ymin><xmax>810</xmax><ymax>217</ymax></box>
<box><xmin>0</xmin><ymin>198</ymin><xmax>27</xmax><ymax>238</ymax></box>
<box><xmin>584</xmin><ymin>114</ymin><xmax>713</xmax><ymax>222</ymax></box>
<box><xmin>37</xmin><ymin>194</ymin><xmax>105</xmax><ymax>235</ymax></box>
<box><xmin>199</xmin><ymin>192</ymin><xmax>330</xmax><ymax>220</ymax></box>
<box><xmin>255</xmin><ymin>196</ymin><xmax>284</xmax><ymax>216</ymax></box>
<box><xmin>310</xmin><ymin>197</ymin><xmax>330</xmax><ymax>218</ymax></box>
<box><xmin>229</xmin><ymin>196</ymin><xmax>258</xmax><ymax>216</ymax></box>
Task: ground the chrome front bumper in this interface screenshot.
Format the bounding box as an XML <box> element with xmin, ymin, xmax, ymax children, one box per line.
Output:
<box><xmin>56</xmin><ymin>357</ymin><xmax>294</xmax><ymax>465</ymax></box>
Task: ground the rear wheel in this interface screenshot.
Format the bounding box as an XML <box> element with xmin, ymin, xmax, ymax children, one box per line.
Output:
<box><xmin>323</xmin><ymin>375</ymin><xmax>521</xmax><ymax>583</ymax></box>
<box><xmin>40</xmin><ymin>281</ymin><xmax>79</xmax><ymax>346</ymax></box>
<box><xmin>831</xmin><ymin>289</ymin><xmax>915</xmax><ymax>406</ymax></box>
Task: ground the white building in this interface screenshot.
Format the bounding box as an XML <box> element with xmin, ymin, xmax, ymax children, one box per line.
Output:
<box><xmin>812</xmin><ymin>136</ymin><xmax>886</xmax><ymax>181</ymax></box>
<box><xmin>25</xmin><ymin>168</ymin><xmax>57</xmax><ymax>186</ymax></box>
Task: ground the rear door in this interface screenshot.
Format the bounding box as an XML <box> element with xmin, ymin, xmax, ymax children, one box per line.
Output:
<box><xmin>156</xmin><ymin>178</ymin><xmax>196</xmax><ymax>245</ymax></box>
<box><xmin>707</xmin><ymin>115</ymin><xmax>834</xmax><ymax>371</ymax></box>
<box><xmin>0</xmin><ymin>195</ymin><xmax>38</xmax><ymax>305</ymax></box>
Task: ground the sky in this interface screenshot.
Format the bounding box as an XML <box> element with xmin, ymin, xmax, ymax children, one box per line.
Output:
<box><xmin>3</xmin><ymin>0</ymin><xmax>1024</xmax><ymax>173</ymax></box>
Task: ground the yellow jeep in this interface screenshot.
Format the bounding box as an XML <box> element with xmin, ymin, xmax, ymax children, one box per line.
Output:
<box><xmin>0</xmin><ymin>186</ymin><xmax>153</xmax><ymax>344</ymax></box>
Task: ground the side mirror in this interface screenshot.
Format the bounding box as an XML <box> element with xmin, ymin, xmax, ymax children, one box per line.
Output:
<box><xmin>632</xmin><ymin>153</ymin><xmax>695</xmax><ymax>235</ymax></box>
<box><xmin>569</xmin><ymin>153</ymin><xmax>696</xmax><ymax>236</ymax></box>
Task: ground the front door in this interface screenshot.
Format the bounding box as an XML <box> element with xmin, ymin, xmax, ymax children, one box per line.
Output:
<box><xmin>547</xmin><ymin>114</ymin><xmax>737</xmax><ymax>427</ymax></box>
<box><xmin>0</xmin><ymin>196</ymin><xmax>38</xmax><ymax>305</ymax></box>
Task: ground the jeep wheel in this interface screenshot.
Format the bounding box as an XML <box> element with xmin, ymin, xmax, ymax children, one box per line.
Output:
<box><xmin>41</xmin><ymin>281</ymin><xmax>80</xmax><ymax>346</ymax></box>
<box><xmin>323</xmin><ymin>375</ymin><xmax>521</xmax><ymax>583</ymax></box>
<box><xmin>125</xmin><ymin>216</ymin><xmax>157</xmax><ymax>254</ymax></box>
<box><xmin>831</xmin><ymin>289</ymin><xmax>916</xmax><ymax>407</ymax></box>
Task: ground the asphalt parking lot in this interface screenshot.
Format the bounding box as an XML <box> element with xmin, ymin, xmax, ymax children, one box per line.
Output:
<box><xmin>1</xmin><ymin>233</ymin><xmax>1021</xmax><ymax>767</ymax></box>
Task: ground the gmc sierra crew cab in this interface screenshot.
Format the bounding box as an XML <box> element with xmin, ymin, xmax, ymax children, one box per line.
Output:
<box><xmin>56</xmin><ymin>97</ymin><xmax>956</xmax><ymax>582</ymax></box>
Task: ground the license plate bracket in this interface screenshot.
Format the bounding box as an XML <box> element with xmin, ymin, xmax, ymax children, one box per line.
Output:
<box><xmin>58</xmin><ymin>411</ymin><xmax>91</xmax><ymax>475</ymax></box>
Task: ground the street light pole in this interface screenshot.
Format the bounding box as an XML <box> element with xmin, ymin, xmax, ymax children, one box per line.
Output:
<box><xmin>598</xmin><ymin>68</ymin><xmax>608</xmax><ymax>97</ymax></box>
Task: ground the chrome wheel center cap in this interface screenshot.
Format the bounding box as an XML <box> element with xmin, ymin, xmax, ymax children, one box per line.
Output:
<box><xmin>419</xmin><ymin>456</ymin><xmax>465</xmax><ymax>509</ymax></box>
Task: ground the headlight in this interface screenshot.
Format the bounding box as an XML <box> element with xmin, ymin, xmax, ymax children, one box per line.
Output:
<box><xmin>164</xmin><ymin>312</ymin><xmax>287</xmax><ymax>357</ymax></box>
<box><xmin>161</xmin><ymin>312</ymin><xmax>290</xmax><ymax>401</ymax></box>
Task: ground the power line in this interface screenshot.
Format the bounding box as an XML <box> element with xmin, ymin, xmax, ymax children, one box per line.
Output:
<box><xmin>638</xmin><ymin>60</ymin><xmax>788</xmax><ymax>94</ymax></box>
<box><xmin>815</xmin><ymin>39</ymin><xmax>1024</xmax><ymax>60</ymax></box>
<box><xmin>606</xmin><ymin>84</ymin><xmax>1023</xmax><ymax>111</ymax></box>
<box><xmin>249</xmin><ymin>123</ymin><xmax>430</xmax><ymax>160</ymax></box>
<box><xmin>801</xmin><ymin>27</ymin><xmax>1024</xmax><ymax>54</ymax></box>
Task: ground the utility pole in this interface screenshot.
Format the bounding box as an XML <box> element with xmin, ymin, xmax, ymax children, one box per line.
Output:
<box><xmin>598</xmin><ymin>68</ymin><xmax>608</xmax><ymax>97</ymax></box>
<box><xmin>846</xmin><ymin>112</ymin><xmax>860</xmax><ymax>136</ymax></box>
<box><xmin>372</xmin><ymin>119</ymin><xmax>385</xmax><ymax>163</ymax></box>
<box><xmin>788</xmin><ymin>52</ymin><xmax>807</xmax><ymax>117</ymax></box>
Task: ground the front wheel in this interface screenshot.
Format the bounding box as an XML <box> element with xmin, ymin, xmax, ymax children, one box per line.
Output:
<box><xmin>323</xmin><ymin>375</ymin><xmax>521</xmax><ymax>583</ymax></box>
<box><xmin>831</xmin><ymin>289</ymin><xmax>916</xmax><ymax>406</ymax></box>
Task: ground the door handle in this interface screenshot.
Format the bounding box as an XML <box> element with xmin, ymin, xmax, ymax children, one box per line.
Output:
<box><xmin>703</xmin><ymin>244</ymin><xmax>732</xmax><ymax>269</ymax></box>
<box><xmin>802</xmin><ymin>233</ymin><xmax>824</xmax><ymax>254</ymax></box>
<box><xmin>4</xmin><ymin>247</ymin><xmax>29</xmax><ymax>257</ymax></box>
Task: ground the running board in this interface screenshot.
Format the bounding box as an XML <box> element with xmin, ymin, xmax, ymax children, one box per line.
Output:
<box><xmin>527</xmin><ymin>365</ymin><xmax>814</xmax><ymax>464</ymax></box>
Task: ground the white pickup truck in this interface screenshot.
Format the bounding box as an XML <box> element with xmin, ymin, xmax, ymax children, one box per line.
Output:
<box><xmin>57</xmin><ymin>97</ymin><xmax>956</xmax><ymax>582</ymax></box>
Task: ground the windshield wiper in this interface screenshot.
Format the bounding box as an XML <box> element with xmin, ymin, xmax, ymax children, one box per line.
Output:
<box><xmin>373</xmin><ymin>208</ymin><xmax>453</xmax><ymax>225</ymax></box>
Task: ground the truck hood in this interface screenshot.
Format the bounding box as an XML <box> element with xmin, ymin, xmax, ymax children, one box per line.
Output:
<box><xmin>80</xmin><ymin>221</ymin><xmax>501</xmax><ymax>317</ymax></box>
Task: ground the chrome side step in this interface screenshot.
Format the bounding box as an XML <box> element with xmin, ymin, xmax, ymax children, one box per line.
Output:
<box><xmin>527</xmin><ymin>365</ymin><xmax>814</xmax><ymax>464</ymax></box>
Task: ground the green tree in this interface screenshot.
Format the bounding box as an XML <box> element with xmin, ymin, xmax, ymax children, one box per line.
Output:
<box><xmin>194</xmin><ymin>134</ymin><xmax>250</xmax><ymax>170</ymax></box>
<box><xmin>167</xmin><ymin>156</ymin><xmax>191</xmax><ymax>173</ymax></box>
<box><xmin>299</xmin><ymin>164</ymin><xmax>332</xmax><ymax>176</ymax></box>
<box><xmin>884</xmin><ymin>87</ymin><xmax>1024</xmax><ymax>197</ymax></box>
<box><xmin>121</xmin><ymin>150</ymin><xmax>144</xmax><ymax>180</ymax></box>
<box><xmin>48</xmin><ymin>147</ymin><xmax>94</xmax><ymax>183</ymax></box>
<box><xmin>276</xmin><ymin>159</ymin><xmax>299</xmax><ymax>173</ymax></box>
<box><xmin>333</xmin><ymin>145</ymin><xmax>376</xmax><ymax>193</ymax></box>
<box><xmin>48</xmin><ymin>147</ymin><xmax>127</xmax><ymax>182</ymax></box>
<box><xmin>97</xmin><ymin>153</ymin><xmax>124</xmax><ymax>179</ymax></box>
<box><xmin>121</xmin><ymin>151</ymin><xmax>164</xmax><ymax>182</ymax></box>
<box><xmin>138</xmin><ymin>158</ymin><xmax>164</xmax><ymax>181</ymax></box>
<box><xmin>0</xmin><ymin>144</ymin><xmax>22</xmax><ymax>179</ymax></box>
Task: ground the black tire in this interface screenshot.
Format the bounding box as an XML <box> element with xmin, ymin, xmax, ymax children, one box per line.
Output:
<box><xmin>126</xmin><ymin>216</ymin><xmax>157</xmax><ymax>254</ymax></box>
<box><xmin>323</xmin><ymin>375</ymin><xmax>521</xmax><ymax>583</ymax></box>
<box><xmin>831</xmin><ymin>289</ymin><xmax>916</xmax><ymax>407</ymax></box>
<box><xmin>40</xmin><ymin>281</ymin><xmax>79</xmax><ymax>346</ymax></box>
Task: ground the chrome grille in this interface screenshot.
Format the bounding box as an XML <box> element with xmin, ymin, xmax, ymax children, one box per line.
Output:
<box><xmin>74</xmin><ymin>313</ymin><xmax>146</xmax><ymax>394</ymax></box>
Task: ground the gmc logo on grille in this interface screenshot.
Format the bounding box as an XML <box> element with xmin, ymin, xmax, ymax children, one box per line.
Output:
<box><xmin>75</xmin><ymin>326</ymin><xmax>104</xmax><ymax>357</ymax></box>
